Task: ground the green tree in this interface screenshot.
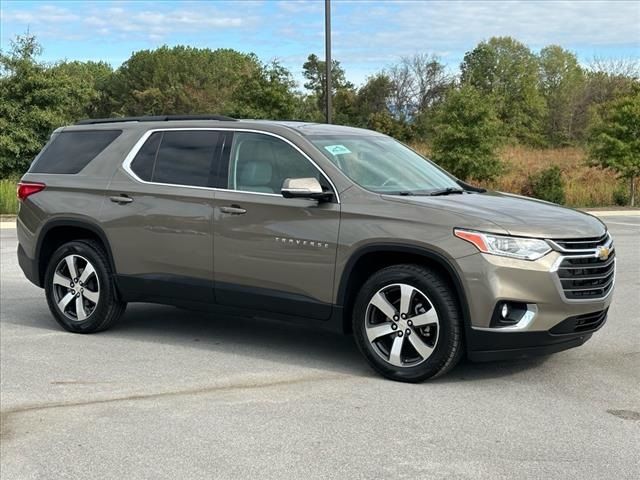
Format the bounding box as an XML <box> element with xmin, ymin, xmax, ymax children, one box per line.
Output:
<box><xmin>588</xmin><ymin>88</ymin><xmax>640</xmax><ymax>206</ymax></box>
<box><xmin>460</xmin><ymin>37</ymin><xmax>546</xmax><ymax>145</ymax></box>
<box><xmin>302</xmin><ymin>54</ymin><xmax>353</xmax><ymax>119</ymax></box>
<box><xmin>0</xmin><ymin>34</ymin><xmax>102</xmax><ymax>176</ymax></box>
<box><xmin>105</xmin><ymin>46</ymin><xmax>296</xmax><ymax>118</ymax></box>
<box><xmin>429</xmin><ymin>85</ymin><xmax>503</xmax><ymax>181</ymax></box>
<box><xmin>539</xmin><ymin>45</ymin><xmax>585</xmax><ymax>145</ymax></box>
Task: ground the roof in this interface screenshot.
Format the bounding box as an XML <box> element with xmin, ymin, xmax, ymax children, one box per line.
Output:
<box><xmin>72</xmin><ymin>115</ymin><xmax>382</xmax><ymax>137</ymax></box>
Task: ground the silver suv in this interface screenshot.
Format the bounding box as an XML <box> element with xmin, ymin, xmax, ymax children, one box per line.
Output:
<box><xmin>16</xmin><ymin>116</ymin><xmax>615</xmax><ymax>382</ymax></box>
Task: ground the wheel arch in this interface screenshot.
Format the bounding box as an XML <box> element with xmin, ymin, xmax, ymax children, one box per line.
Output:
<box><xmin>336</xmin><ymin>244</ymin><xmax>471</xmax><ymax>334</ymax></box>
<box><xmin>36</xmin><ymin>218</ymin><xmax>116</xmax><ymax>287</ymax></box>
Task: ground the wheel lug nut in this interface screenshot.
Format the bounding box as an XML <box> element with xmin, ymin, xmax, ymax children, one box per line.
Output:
<box><xmin>71</xmin><ymin>290</ymin><xmax>75</xmax><ymax>294</ymax></box>
<box><xmin>398</xmin><ymin>331</ymin><xmax>403</xmax><ymax>337</ymax></box>
<box><xmin>401</xmin><ymin>314</ymin><xmax>407</xmax><ymax>319</ymax></box>
<box><xmin>405</xmin><ymin>329</ymin><xmax>411</xmax><ymax>335</ymax></box>
<box><xmin>407</xmin><ymin>320</ymin><xmax>413</xmax><ymax>326</ymax></box>
<box><xmin>393</xmin><ymin>315</ymin><xmax>399</xmax><ymax>321</ymax></box>
<box><xmin>391</xmin><ymin>324</ymin><xmax>397</xmax><ymax>330</ymax></box>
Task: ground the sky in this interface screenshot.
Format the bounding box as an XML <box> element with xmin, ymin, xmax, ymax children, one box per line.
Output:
<box><xmin>1</xmin><ymin>0</ymin><xmax>639</xmax><ymax>86</ymax></box>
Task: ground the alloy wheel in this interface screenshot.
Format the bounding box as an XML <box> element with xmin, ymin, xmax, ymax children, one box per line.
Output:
<box><xmin>51</xmin><ymin>254</ymin><xmax>100</xmax><ymax>321</ymax></box>
<box><xmin>365</xmin><ymin>283</ymin><xmax>440</xmax><ymax>367</ymax></box>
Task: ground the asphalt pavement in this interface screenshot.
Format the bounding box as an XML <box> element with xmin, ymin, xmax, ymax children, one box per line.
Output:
<box><xmin>1</xmin><ymin>216</ymin><xmax>639</xmax><ymax>479</ymax></box>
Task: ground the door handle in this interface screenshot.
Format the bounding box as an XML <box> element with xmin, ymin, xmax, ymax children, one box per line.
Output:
<box><xmin>110</xmin><ymin>195</ymin><xmax>133</xmax><ymax>204</ymax></box>
<box><xmin>220</xmin><ymin>205</ymin><xmax>247</xmax><ymax>215</ymax></box>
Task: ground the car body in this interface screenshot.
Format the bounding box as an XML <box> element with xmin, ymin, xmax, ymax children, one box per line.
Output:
<box><xmin>16</xmin><ymin>116</ymin><xmax>615</xmax><ymax>381</ymax></box>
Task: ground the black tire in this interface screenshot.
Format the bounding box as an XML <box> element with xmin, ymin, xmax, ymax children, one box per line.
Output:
<box><xmin>352</xmin><ymin>264</ymin><xmax>463</xmax><ymax>382</ymax></box>
<box><xmin>44</xmin><ymin>240</ymin><xmax>126</xmax><ymax>333</ymax></box>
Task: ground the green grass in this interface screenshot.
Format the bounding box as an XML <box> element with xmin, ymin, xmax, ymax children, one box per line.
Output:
<box><xmin>0</xmin><ymin>177</ymin><xmax>19</xmax><ymax>215</ymax></box>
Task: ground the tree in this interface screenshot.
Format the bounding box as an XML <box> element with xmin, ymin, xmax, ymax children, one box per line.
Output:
<box><xmin>429</xmin><ymin>85</ymin><xmax>503</xmax><ymax>181</ymax></box>
<box><xmin>538</xmin><ymin>46</ymin><xmax>585</xmax><ymax>145</ymax></box>
<box><xmin>588</xmin><ymin>88</ymin><xmax>640</xmax><ymax>206</ymax></box>
<box><xmin>105</xmin><ymin>46</ymin><xmax>297</xmax><ymax>118</ymax></box>
<box><xmin>460</xmin><ymin>37</ymin><xmax>546</xmax><ymax>145</ymax></box>
<box><xmin>302</xmin><ymin>54</ymin><xmax>353</xmax><ymax>119</ymax></box>
<box><xmin>0</xmin><ymin>34</ymin><xmax>103</xmax><ymax>176</ymax></box>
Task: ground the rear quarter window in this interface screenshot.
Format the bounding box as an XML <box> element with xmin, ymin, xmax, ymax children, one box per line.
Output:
<box><xmin>30</xmin><ymin>130</ymin><xmax>122</xmax><ymax>174</ymax></box>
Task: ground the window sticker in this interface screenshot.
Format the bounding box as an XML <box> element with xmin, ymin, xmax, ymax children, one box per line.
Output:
<box><xmin>324</xmin><ymin>144</ymin><xmax>352</xmax><ymax>155</ymax></box>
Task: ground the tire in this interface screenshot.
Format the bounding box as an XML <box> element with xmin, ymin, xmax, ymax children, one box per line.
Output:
<box><xmin>352</xmin><ymin>264</ymin><xmax>463</xmax><ymax>382</ymax></box>
<box><xmin>44</xmin><ymin>239</ymin><xmax>126</xmax><ymax>333</ymax></box>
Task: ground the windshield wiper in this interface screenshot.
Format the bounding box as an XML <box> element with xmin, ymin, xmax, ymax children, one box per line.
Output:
<box><xmin>428</xmin><ymin>187</ymin><xmax>465</xmax><ymax>196</ymax></box>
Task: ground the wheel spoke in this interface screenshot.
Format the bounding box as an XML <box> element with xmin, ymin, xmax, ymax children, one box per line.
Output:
<box><xmin>75</xmin><ymin>296</ymin><xmax>87</xmax><ymax>320</ymax></box>
<box><xmin>399</xmin><ymin>284</ymin><xmax>414</xmax><ymax>316</ymax></box>
<box><xmin>408</xmin><ymin>333</ymin><xmax>434</xmax><ymax>360</ymax></box>
<box><xmin>82</xmin><ymin>288</ymin><xmax>99</xmax><ymax>304</ymax></box>
<box><xmin>79</xmin><ymin>263</ymin><xmax>95</xmax><ymax>283</ymax></box>
<box><xmin>370</xmin><ymin>291</ymin><xmax>397</xmax><ymax>320</ymax></box>
<box><xmin>53</xmin><ymin>272</ymin><xmax>71</xmax><ymax>287</ymax></box>
<box><xmin>65</xmin><ymin>256</ymin><xmax>78</xmax><ymax>279</ymax></box>
<box><xmin>411</xmin><ymin>308</ymin><xmax>438</xmax><ymax>327</ymax></box>
<box><xmin>57</xmin><ymin>292</ymin><xmax>75</xmax><ymax>311</ymax></box>
<box><xmin>366</xmin><ymin>322</ymin><xmax>395</xmax><ymax>342</ymax></box>
<box><xmin>388</xmin><ymin>334</ymin><xmax>405</xmax><ymax>366</ymax></box>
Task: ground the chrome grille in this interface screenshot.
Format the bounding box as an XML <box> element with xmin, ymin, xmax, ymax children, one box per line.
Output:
<box><xmin>550</xmin><ymin>233</ymin><xmax>615</xmax><ymax>301</ymax></box>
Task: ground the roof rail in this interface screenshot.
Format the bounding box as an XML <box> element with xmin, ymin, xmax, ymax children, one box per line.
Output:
<box><xmin>75</xmin><ymin>114</ymin><xmax>237</xmax><ymax>125</ymax></box>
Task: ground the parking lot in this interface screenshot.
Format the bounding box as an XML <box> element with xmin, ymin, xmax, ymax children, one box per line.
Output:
<box><xmin>1</xmin><ymin>215</ymin><xmax>638</xmax><ymax>479</ymax></box>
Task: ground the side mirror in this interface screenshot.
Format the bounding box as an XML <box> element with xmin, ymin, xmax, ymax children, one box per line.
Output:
<box><xmin>281</xmin><ymin>177</ymin><xmax>332</xmax><ymax>201</ymax></box>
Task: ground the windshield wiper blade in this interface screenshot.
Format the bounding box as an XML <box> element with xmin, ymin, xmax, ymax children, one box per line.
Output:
<box><xmin>428</xmin><ymin>187</ymin><xmax>465</xmax><ymax>196</ymax></box>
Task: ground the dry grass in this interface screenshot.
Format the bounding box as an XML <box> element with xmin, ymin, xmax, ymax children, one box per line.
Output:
<box><xmin>412</xmin><ymin>144</ymin><xmax>623</xmax><ymax>207</ymax></box>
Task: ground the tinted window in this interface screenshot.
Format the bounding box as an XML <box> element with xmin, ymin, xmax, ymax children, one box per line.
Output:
<box><xmin>129</xmin><ymin>131</ymin><xmax>220</xmax><ymax>187</ymax></box>
<box><xmin>31</xmin><ymin>130</ymin><xmax>121</xmax><ymax>174</ymax></box>
<box><xmin>130</xmin><ymin>132</ymin><xmax>161</xmax><ymax>181</ymax></box>
<box><xmin>153</xmin><ymin>131</ymin><xmax>219</xmax><ymax>187</ymax></box>
<box><xmin>229</xmin><ymin>132</ymin><xmax>320</xmax><ymax>194</ymax></box>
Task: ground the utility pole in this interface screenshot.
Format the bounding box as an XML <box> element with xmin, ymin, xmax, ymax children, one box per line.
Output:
<box><xmin>325</xmin><ymin>0</ymin><xmax>332</xmax><ymax>124</ymax></box>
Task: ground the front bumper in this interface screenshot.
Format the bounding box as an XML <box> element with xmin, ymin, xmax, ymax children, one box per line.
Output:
<box><xmin>456</xmin><ymin>249</ymin><xmax>614</xmax><ymax>361</ymax></box>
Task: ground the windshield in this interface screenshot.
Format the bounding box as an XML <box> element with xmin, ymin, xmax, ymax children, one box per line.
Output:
<box><xmin>309</xmin><ymin>135</ymin><xmax>461</xmax><ymax>194</ymax></box>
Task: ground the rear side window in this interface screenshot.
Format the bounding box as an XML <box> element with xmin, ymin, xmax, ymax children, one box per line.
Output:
<box><xmin>31</xmin><ymin>130</ymin><xmax>121</xmax><ymax>174</ymax></box>
<box><xmin>130</xmin><ymin>131</ymin><xmax>221</xmax><ymax>187</ymax></box>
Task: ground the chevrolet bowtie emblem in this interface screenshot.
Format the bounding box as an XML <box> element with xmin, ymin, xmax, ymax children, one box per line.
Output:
<box><xmin>596</xmin><ymin>246</ymin><xmax>610</xmax><ymax>261</ymax></box>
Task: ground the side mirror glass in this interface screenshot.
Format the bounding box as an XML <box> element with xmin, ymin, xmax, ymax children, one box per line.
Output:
<box><xmin>281</xmin><ymin>177</ymin><xmax>332</xmax><ymax>201</ymax></box>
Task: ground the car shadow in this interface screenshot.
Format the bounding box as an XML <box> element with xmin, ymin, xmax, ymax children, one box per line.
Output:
<box><xmin>8</xmin><ymin>302</ymin><xmax>551</xmax><ymax>382</ymax></box>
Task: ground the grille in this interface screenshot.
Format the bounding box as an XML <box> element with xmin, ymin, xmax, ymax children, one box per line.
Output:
<box><xmin>553</xmin><ymin>234</ymin><xmax>615</xmax><ymax>300</ymax></box>
<box><xmin>553</xmin><ymin>233</ymin><xmax>609</xmax><ymax>251</ymax></box>
<box><xmin>550</xmin><ymin>309</ymin><xmax>608</xmax><ymax>335</ymax></box>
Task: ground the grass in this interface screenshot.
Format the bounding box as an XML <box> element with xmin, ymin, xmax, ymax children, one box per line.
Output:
<box><xmin>0</xmin><ymin>177</ymin><xmax>19</xmax><ymax>215</ymax></box>
<box><xmin>412</xmin><ymin>144</ymin><xmax>627</xmax><ymax>208</ymax></box>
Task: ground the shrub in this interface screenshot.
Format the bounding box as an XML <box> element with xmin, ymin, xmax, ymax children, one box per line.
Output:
<box><xmin>525</xmin><ymin>166</ymin><xmax>566</xmax><ymax>204</ymax></box>
<box><xmin>613</xmin><ymin>184</ymin><xmax>630</xmax><ymax>206</ymax></box>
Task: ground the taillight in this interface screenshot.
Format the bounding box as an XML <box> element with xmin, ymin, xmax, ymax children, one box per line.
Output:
<box><xmin>17</xmin><ymin>181</ymin><xmax>46</xmax><ymax>201</ymax></box>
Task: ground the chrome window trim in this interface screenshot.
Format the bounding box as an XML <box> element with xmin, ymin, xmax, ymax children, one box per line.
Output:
<box><xmin>120</xmin><ymin>128</ymin><xmax>340</xmax><ymax>203</ymax></box>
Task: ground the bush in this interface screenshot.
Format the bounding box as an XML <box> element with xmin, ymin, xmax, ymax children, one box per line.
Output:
<box><xmin>525</xmin><ymin>166</ymin><xmax>566</xmax><ymax>204</ymax></box>
<box><xmin>0</xmin><ymin>177</ymin><xmax>19</xmax><ymax>214</ymax></box>
<box><xmin>613</xmin><ymin>184</ymin><xmax>630</xmax><ymax>206</ymax></box>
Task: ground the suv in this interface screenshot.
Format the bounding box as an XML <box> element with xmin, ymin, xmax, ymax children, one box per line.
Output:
<box><xmin>16</xmin><ymin>116</ymin><xmax>615</xmax><ymax>382</ymax></box>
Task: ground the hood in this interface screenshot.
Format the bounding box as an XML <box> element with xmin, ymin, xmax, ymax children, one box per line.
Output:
<box><xmin>383</xmin><ymin>191</ymin><xmax>606</xmax><ymax>239</ymax></box>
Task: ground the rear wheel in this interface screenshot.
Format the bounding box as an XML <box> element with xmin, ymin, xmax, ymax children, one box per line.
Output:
<box><xmin>352</xmin><ymin>264</ymin><xmax>463</xmax><ymax>382</ymax></box>
<box><xmin>44</xmin><ymin>240</ymin><xmax>126</xmax><ymax>333</ymax></box>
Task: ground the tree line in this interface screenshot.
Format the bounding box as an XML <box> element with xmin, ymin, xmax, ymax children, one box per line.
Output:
<box><xmin>1</xmin><ymin>34</ymin><xmax>638</xmax><ymax>204</ymax></box>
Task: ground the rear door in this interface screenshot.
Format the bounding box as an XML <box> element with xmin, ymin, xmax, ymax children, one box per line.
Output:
<box><xmin>102</xmin><ymin>129</ymin><xmax>223</xmax><ymax>304</ymax></box>
<box><xmin>213</xmin><ymin>131</ymin><xmax>340</xmax><ymax>320</ymax></box>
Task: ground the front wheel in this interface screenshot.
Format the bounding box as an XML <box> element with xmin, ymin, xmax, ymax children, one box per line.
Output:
<box><xmin>44</xmin><ymin>240</ymin><xmax>126</xmax><ymax>333</ymax></box>
<box><xmin>352</xmin><ymin>264</ymin><xmax>463</xmax><ymax>382</ymax></box>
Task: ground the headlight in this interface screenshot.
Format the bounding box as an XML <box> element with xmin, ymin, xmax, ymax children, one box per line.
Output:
<box><xmin>454</xmin><ymin>229</ymin><xmax>551</xmax><ymax>260</ymax></box>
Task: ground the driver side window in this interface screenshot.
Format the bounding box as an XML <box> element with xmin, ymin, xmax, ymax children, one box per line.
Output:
<box><xmin>228</xmin><ymin>132</ymin><xmax>320</xmax><ymax>194</ymax></box>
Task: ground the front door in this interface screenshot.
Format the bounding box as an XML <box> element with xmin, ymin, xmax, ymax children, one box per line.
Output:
<box><xmin>213</xmin><ymin>131</ymin><xmax>340</xmax><ymax>320</ymax></box>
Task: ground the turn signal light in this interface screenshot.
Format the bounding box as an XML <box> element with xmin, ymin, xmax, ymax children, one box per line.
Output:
<box><xmin>17</xmin><ymin>181</ymin><xmax>46</xmax><ymax>201</ymax></box>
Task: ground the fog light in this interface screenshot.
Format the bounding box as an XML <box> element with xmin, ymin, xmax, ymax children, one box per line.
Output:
<box><xmin>501</xmin><ymin>303</ymin><xmax>509</xmax><ymax>319</ymax></box>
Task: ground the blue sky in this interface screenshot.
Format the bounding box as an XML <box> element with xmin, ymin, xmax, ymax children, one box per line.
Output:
<box><xmin>1</xmin><ymin>0</ymin><xmax>639</xmax><ymax>86</ymax></box>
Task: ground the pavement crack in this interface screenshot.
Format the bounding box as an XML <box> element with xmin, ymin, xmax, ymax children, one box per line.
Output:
<box><xmin>1</xmin><ymin>373</ymin><xmax>346</xmax><ymax>433</ymax></box>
